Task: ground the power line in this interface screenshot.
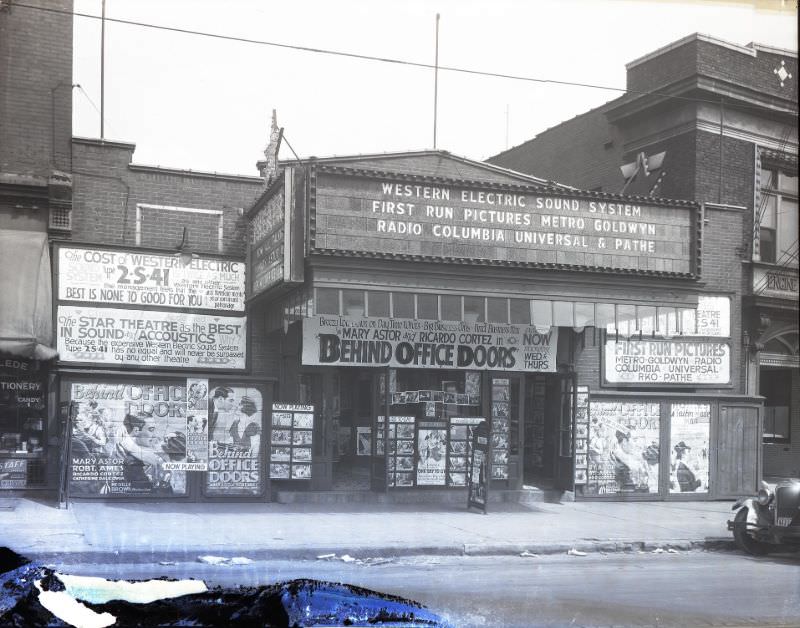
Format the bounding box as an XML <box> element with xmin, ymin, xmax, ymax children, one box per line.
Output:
<box><xmin>13</xmin><ymin>1</ymin><xmax>799</xmax><ymax>119</ymax></box>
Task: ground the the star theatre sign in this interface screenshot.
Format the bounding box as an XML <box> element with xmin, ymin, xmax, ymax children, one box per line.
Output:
<box><xmin>312</xmin><ymin>172</ymin><xmax>696</xmax><ymax>274</ymax></box>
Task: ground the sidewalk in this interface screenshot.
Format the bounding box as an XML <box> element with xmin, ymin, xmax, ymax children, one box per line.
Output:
<box><xmin>1</xmin><ymin>496</ymin><xmax>737</xmax><ymax>563</ymax></box>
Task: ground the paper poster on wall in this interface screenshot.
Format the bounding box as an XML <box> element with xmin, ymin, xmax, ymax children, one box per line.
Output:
<box><xmin>205</xmin><ymin>384</ymin><xmax>264</xmax><ymax>496</ymax></box>
<box><xmin>269</xmin><ymin>404</ymin><xmax>314</xmax><ymax>479</ymax></box>
<box><xmin>356</xmin><ymin>427</ymin><xmax>372</xmax><ymax>456</ymax></box>
<box><xmin>669</xmin><ymin>404</ymin><xmax>710</xmax><ymax>494</ymax></box>
<box><xmin>585</xmin><ymin>401</ymin><xmax>660</xmax><ymax>496</ymax></box>
<box><xmin>604</xmin><ymin>339</ymin><xmax>730</xmax><ymax>385</ymax></box>
<box><xmin>69</xmin><ymin>382</ymin><xmax>191</xmax><ymax>497</ymax></box>
<box><xmin>57</xmin><ymin>306</ymin><xmax>247</xmax><ymax>370</ymax></box>
<box><xmin>185</xmin><ymin>378</ymin><xmax>209</xmax><ymax>469</ymax></box>
<box><xmin>57</xmin><ymin>246</ymin><xmax>245</xmax><ymax>311</ymax></box>
<box><xmin>417</xmin><ymin>428</ymin><xmax>447</xmax><ymax>485</ymax></box>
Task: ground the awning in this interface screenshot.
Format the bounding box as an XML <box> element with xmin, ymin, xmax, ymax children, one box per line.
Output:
<box><xmin>0</xmin><ymin>230</ymin><xmax>57</xmax><ymax>360</ymax></box>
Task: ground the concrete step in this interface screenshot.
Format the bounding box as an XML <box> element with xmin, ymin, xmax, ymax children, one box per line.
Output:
<box><xmin>275</xmin><ymin>487</ymin><xmax>563</xmax><ymax>505</ymax></box>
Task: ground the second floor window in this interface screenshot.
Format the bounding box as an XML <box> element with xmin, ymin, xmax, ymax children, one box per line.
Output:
<box><xmin>759</xmin><ymin>164</ymin><xmax>798</xmax><ymax>266</ymax></box>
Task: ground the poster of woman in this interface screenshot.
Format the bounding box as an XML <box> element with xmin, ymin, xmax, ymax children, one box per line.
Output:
<box><xmin>669</xmin><ymin>404</ymin><xmax>710</xmax><ymax>493</ymax></box>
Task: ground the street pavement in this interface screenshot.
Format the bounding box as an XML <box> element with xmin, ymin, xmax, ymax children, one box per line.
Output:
<box><xmin>1</xmin><ymin>496</ymin><xmax>739</xmax><ymax>562</ymax></box>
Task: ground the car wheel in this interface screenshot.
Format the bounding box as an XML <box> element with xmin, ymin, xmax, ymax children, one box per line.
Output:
<box><xmin>732</xmin><ymin>507</ymin><xmax>770</xmax><ymax>556</ymax></box>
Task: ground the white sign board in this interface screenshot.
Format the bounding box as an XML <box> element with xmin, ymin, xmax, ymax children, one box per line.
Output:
<box><xmin>604</xmin><ymin>339</ymin><xmax>730</xmax><ymax>385</ymax></box>
<box><xmin>57</xmin><ymin>306</ymin><xmax>246</xmax><ymax>369</ymax></box>
<box><xmin>58</xmin><ymin>247</ymin><xmax>245</xmax><ymax>312</ymax></box>
<box><xmin>302</xmin><ymin>315</ymin><xmax>558</xmax><ymax>372</ymax></box>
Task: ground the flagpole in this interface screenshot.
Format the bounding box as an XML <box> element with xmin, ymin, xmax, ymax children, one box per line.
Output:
<box><xmin>433</xmin><ymin>13</ymin><xmax>440</xmax><ymax>150</ymax></box>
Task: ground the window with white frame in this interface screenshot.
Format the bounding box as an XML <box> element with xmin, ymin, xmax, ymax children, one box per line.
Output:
<box><xmin>758</xmin><ymin>163</ymin><xmax>798</xmax><ymax>266</ymax></box>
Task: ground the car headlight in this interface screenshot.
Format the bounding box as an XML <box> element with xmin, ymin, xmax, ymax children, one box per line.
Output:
<box><xmin>756</xmin><ymin>487</ymin><xmax>772</xmax><ymax>506</ymax></box>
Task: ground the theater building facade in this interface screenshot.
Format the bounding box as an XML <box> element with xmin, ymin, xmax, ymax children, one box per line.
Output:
<box><xmin>248</xmin><ymin>151</ymin><xmax>761</xmax><ymax>501</ymax></box>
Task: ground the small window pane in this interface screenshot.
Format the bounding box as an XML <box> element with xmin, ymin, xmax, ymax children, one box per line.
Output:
<box><xmin>441</xmin><ymin>295</ymin><xmax>462</xmax><ymax>321</ymax></box>
<box><xmin>342</xmin><ymin>290</ymin><xmax>365</xmax><ymax>317</ymax></box>
<box><xmin>553</xmin><ymin>301</ymin><xmax>574</xmax><ymax>327</ymax></box>
<box><xmin>760</xmin><ymin>194</ymin><xmax>777</xmax><ymax>229</ymax></box>
<box><xmin>487</xmin><ymin>298</ymin><xmax>508</xmax><ymax>323</ymax></box>
<box><xmin>417</xmin><ymin>294</ymin><xmax>438</xmax><ymax>320</ymax></box>
<box><xmin>777</xmin><ymin>199</ymin><xmax>798</xmax><ymax>266</ymax></box>
<box><xmin>510</xmin><ymin>299</ymin><xmax>530</xmax><ymax>324</ymax></box>
<box><xmin>367</xmin><ymin>291</ymin><xmax>389</xmax><ymax>317</ymax></box>
<box><xmin>464</xmin><ymin>296</ymin><xmax>485</xmax><ymax>323</ymax></box>
<box><xmin>760</xmin><ymin>228</ymin><xmax>776</xmax><ymax>263</ymax></box>
<box><xmin>392</xmin><ymin>292</ymin><xmax>414</xmax><ymax>318</ymax></box>
<box><xmin>316</xmin><ymin>288</ymin><xmax>339</xmax><ymax>314</ymax></box>
<box><xmin>779</xmin><ymin>171</ymin><xmax>798</xmax><ymax>195</ymax></box>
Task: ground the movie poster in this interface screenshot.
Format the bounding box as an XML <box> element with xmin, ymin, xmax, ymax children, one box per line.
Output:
<box><xmin>417</xmin><ymin>428</ymin><xmax>447</xmax><ymax>485</ymax></box>
<box><xmin>205</xmin><ymin>384</ymin><xmax>264</xmax><ymax>496</ymax></box>
<box><xmin>669</xmin><ymin>404</ymin><xmax>710</xmax><ymax>494</ymax></box>
<box><xmin>185</xmin><ymin>378</ymin><xmax>209</xmax><ymax>469</ymax></box>
<box><xmin>69</xmin><ymin>382</ymin><xmax>190</xmax><ymax>497</ymax></box>
<box><xmin>585</xmin><ymin>401</ymin><xmax>660</xmax><ymax>496</ymax></box>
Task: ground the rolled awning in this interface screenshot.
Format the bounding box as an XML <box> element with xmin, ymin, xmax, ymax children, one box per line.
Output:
<box><xmin>0</xmin><ymin>230</ymin><xmax>57</xmax><ymax>360</ymax></box>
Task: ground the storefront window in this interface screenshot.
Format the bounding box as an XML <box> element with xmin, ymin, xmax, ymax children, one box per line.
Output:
<box><xmin>464</xmin><ymin>296</ymin><xmax>486</xmax><ymax>323</ymax></box>
<box><xmin>367</xmin><ymin>291</ymin><xmax>390</xmax><ymax>317</ymax></box>
<box><xmin>342</xmin><ymin>290</ymin><xmax>365</xmax><ymax>317</ymax></box>
<box><xmin>509</xmin><ymin>299</ymin><xmax>530</xmax><ymax>324</ymax></box>
<box><xmin>487</xmin><ymin>298</ymin><xmax>508</xmax><ymax>323</ymax></box>
<box><xmin>441</xmin><ymin>295</ymin><xmax>462</xmax><ymax>321</ymax></box>
<box><xmin>392</xmin><ymin>292</ymin><xmax>415</xmax><ymax>318</ymax></box>
<box><xmin>316</xmin><ymin>288</ymin><xmax>340</xmax><ymax>314</ymax></box>
<box><xmin>417</xmin><ymin>294</ymin><xmax>438</xmax><ymax>320</ymax></box>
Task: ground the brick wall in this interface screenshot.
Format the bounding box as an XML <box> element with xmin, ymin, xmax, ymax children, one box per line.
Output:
<box><xmin>488</xmin><ymin>103</ymin><xmax>626</xmax><ymax>191</ymax></box>
<box><xmin>70</xmin><ymin>138</ymin><xmax>264</xmax><ymax>257</ymax></box>
<box><xmin>0</xmin><ymin>0</ymin><xmax>73</xmax><ymax>176</ymax></box>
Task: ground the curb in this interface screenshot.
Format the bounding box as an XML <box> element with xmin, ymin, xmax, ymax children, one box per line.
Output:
<box><xmin>21</xmin><ymin>537</ymin><xmax>738</xmax><ymax>565</ymax></box>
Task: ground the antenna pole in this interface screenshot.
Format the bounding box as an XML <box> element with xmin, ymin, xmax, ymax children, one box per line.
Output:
<box><xmin>100</xmin><ymin>0</ymin><xmax>106</xmax><ymax>139</ymax></box>
<box><xmin>433</xmin><ymin>13</ymin><xmax>440</xmax><ymax>150</ymax></box>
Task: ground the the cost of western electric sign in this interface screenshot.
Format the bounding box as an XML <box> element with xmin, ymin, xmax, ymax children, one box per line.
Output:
<box><xmin>58</xmin><ymin>246</ymin><xmax>246</xmax><ymax>312</ymax></box>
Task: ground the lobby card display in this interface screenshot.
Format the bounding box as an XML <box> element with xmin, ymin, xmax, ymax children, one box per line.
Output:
<box><xmin>448</xmin><ymin>417</ymin><xmax>484</xmax><ymax>487</ymax></box>
<box><xmin>669</xmin><ymin>403</ymin><xmax>710</xmax><ymax>494</ymax></box>
<box><xmin>69</xmin><ymin>382</ymin><xmax>189</xmax><ymax>497</ymax></box>
<box><xmin>467</xmin><ymin>421</ymin><xmax>490</xmax><ymax>513</ymax></box>
<box><xmin>490</xmin><ymin>378</ymin><xmax>510</xmax><ymax>480</ymax></box>
<box><xmin>379</xmin><ymin>416</ymin><xmax>415</xmax><ymax>487</ymax></box>
<box><xmin>269</xmin><ymin>404</ymin><xmax>314</xmax><ymax>480</ymax></box>
<box><xmin>585</xmin><ymin>401</ymin><xmax>660</xmax><ymax>496</ymax></box>
<box><xmin>205</xmin><ymin>384</ymin><xmax>265</xmax><ymax>496</ymax></box>
<box><xmin>573</xmin><ymin>386</ymin><xmax>590</xmax><ymax>485</ymax></box>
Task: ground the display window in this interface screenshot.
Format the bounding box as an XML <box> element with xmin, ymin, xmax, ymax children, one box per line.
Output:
<box><xmin>0</xmin><ymin>355</ymin><xmax>47</xmax><ymax>488</ymax></box>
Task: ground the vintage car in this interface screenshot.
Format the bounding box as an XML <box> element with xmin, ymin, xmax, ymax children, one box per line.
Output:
<box><xmin>728</xmin><ymin>479</ymin><xmax>800</xmax><ymax>555</ymax></box>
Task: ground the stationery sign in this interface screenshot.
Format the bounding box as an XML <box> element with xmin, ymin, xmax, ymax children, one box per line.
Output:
<box><xmin>57</xmin><ymin>246</ymin><xmax>245</xmax><ymax>311</ymax></box>
<box><xmin>604</xmin><ymin>339</ymin><xmax>730</xmax><ymax>386</ymax></box>
<box><xmin>312</xmin><ymin>169</ymin><xmax>696</xmax><ymax>275</ymax></box>
<box><xmin>57</xmin><ymin>306</ymin><xmax>246</xmax><ymax>370</ymax></box>
<box><xmin>302</xmin><ymin>315</ymin><xmax>557</xmax><ymax>372</ymax></box>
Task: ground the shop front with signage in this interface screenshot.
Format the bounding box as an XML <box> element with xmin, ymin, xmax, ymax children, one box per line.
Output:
<box><xmin>54</xmin><ymin>244</ymin><xmax>272</xmax><ymax>501</ymax></box>
<box><xmin>244</xmin><ymin>153</ymin><xmax>761</xmax><ymax>500</ymax></box>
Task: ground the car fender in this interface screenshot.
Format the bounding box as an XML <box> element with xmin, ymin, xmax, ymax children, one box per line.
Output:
<box><xmin>732</xmin><ymin>498</ymin><xmax>759</xmax><ymax>526</ymax></box>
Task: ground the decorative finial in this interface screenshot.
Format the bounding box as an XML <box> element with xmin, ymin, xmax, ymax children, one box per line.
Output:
<box><xmin>263</xmin><ymin>109</ymin><xmax>283</xmax><ymax>184</ymax></box>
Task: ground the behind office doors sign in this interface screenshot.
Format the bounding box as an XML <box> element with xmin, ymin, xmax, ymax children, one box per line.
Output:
<box><xmin>302</xmin><ymin>315</ymin><xmax>557</xmax><ymax>372</ymax></box>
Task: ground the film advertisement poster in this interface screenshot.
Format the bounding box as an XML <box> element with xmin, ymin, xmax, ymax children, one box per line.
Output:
<box><xmin>205</xmin><ymin>384</ymin><xmax>263</xmax><ymax>496</ymax></box>
<box><xmin>356</xmin><ymin>427</ymin><xmax>372</xmax><ymax>456</ymax></box>
<box><xmin>185</xmin><ymin>378</ymin><xmax>209</xmax><ymax>469</ymax></box>
<box><xmin>468</xmin><ymin>448</ymin><xmax>488</xmax><ymax>508</ymax></box>
<box><xmin>270</xmin><ymin>463</ymin><xmax>289</xmax><ymax>479</ymax></box>
<box><xmin>0</xmin><ymin>459</ymin><xmax>27</xmax><ymax>489</ymax></box>
<box><xmin>57</xmin><ymin>247</ymin><xmax>245</xmax><ymax>312</ymax></box>
<box><xmin>586</xmin><ymin>401</ymin><xmax>660</xmax><ymax>496</ymax></box>
<box><xmin>669</xmin><ymin>404</ymin><xmax>710</xmax><ymax>493</ymax></box>
<box><xmin>69</xmin><ymin>382</ymin><xmax>189</xmax><ymax>497</ymax></box>
<box><xmin>302</xmin><ymin>315</ymin><xmax>557</xmax><ymax>372</ymax></box>
<box><xmin>604</xmin><ymin>339</ymin><xmax>730</xmax><ymax>385</ymax></box>
<box><xmin>417</xmin><ymin>428</ymin><xmax>447</xmax><ymax>485</ymax></box>
<box><xmin>57</xmin><ymin>306</ymin><xmax>247</xmax><ymax>370</ymax></box>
